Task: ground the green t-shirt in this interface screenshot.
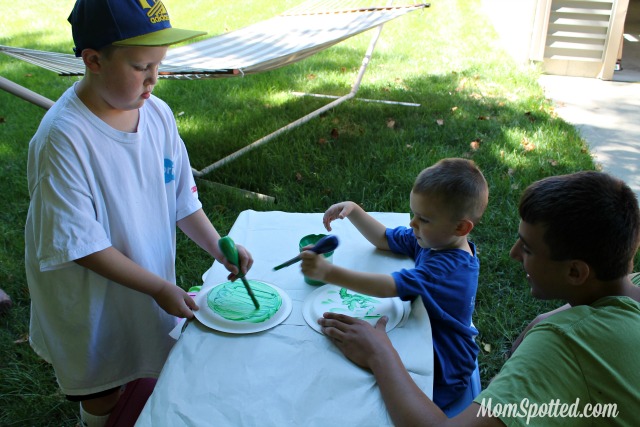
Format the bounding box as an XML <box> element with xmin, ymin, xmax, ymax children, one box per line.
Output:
<box><xmin>474</xmin><ymin>296</ymin><xmax>640</xmax><ymax>426</ymax></box>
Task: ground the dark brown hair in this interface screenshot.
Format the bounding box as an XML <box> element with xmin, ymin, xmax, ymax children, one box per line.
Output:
<box><xmin>519</xmin><ymin>171</ymin><xmax>640</xmax><ymax>280</ymax></box>
<box><xmin>413</xmin><ymin>158</ymin><xmax>489</xmax><ymax>224</ymax></box>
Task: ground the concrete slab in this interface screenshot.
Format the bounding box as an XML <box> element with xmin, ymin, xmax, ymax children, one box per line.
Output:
<box><xmin>538</xmin><ymin>0</ymin><xmax>640</xmax><ymax>196</ymax></box>
<box><xmin>482</xmin><ymin>0</ymin><xmax>640</xmax><ymax>198</ymax></box>
<box><xmin>538</xmin><ymin>75</ymin><xmax>640</xmax><ymax>196</ymax></box>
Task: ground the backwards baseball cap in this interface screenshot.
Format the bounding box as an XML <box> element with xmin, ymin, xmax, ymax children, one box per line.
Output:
<box><xmin>68</xmin><ymin>0</ymin><xmax>207</xmax><ymax>57</ymax></box>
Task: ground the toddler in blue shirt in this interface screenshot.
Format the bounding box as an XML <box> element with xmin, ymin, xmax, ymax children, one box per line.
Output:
<box><xmin>301</xmin><ymin>158</ymin><xmax>488</xmax><ymax>412</ymax></box>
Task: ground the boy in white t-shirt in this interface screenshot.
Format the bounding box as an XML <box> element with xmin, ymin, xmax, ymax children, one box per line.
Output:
<box><xmin>24</xmin><ymin>1</ymin><xmax>252</xmax><ymax>425</ymax></box>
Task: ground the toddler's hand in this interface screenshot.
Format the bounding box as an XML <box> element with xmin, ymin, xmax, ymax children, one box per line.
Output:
<box><xmin>300</xmin><ymin>250</ymin><xmax>332</xmax><ymax>281</ymax></box>
<box><xmin>153</xmin><ymin>284</ymin><xmax>199</xmax><ymax>319</ymax></box>
<box><xmin>323</xmin><ymin>201</ymin><xmax>356</xmax><ymax>231</ymax></box>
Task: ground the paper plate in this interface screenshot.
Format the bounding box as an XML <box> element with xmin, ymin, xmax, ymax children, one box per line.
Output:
<box><xmin>195</xmin><ymin>280</ymin><xmax>292</xmax><ymax>334</ymax></box>
<box><xmin>302</xmin><ymin>284</ymin><xmax>406</xmax><ymax>333</ymax></box>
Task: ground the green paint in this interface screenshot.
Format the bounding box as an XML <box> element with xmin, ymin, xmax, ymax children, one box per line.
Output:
<box><xmin>207</xmin><ymin>280</ymin><xmax>282</xmax><ymax>323</ymax></box>
<box><xmin>324</xmin><ymin>288</ymin><xmax>383</xmax><ymax>320</ymax></box>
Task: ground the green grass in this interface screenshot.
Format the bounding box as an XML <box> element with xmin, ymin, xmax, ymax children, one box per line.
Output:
<box><xmin>0</xmin><ymin>0</ymin><xmax>626</xmax><ymax>425</ymax></box>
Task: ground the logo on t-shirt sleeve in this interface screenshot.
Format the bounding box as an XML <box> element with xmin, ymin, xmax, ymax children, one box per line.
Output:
<box><xmin>164</xmin><ymin>158</ymin><xmax>175</xmax><ymax>183</ymax></box>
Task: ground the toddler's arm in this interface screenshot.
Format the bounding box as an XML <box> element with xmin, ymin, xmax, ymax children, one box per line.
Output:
<box><xmin>177</xmin><ymin>209</ymin><xmax>254</xmax><ymax>280</ymax></box>
<box><xmin>323</xmin><ymin>202</ymin><xmax>389</xmax><ymax>250</ymax></box>
<box><xmin>75</xmin><ymin>247</ymin><xmax>197</xmax><ymax>318</ymax></box>
<box><xmin>300</xmin><ymin>251</ymin><xmax>397</xmax><ymax>297</ymax></box>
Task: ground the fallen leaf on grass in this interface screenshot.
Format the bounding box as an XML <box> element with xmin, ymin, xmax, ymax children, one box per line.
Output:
<box><xmin>455</xmin><ymin>77</ymin><xmax>468</xmax><ymax>92</ymax></box>
<box><xmin>317</xmin><ymin>138</ymin><xmax>328</xmax><ymax>145</ymax></box>
<box><xmin>521</xmin><ymin>137</ymin><xmax>535</xmax><ymax>152</ymax></box>
<box><xmin>14</xmin><ymin>333</ymin><xmax>29</xmax><ymax>344</ymax></box>
<box><xmin>386</xmin><ymin>118</ymin><xmax>396</xmax><ymax>129</ymax></box>
<box><xmin>436</xmin><ymin>119</ymin><xmax>444</xmax><ymax>126</ymax></box>
<box><xmin>295</xmin><ymin>172</ymin><xmax>303</xmax><ymax>182</ymax></box>
<box><xmin>330</xmin><ymin>128</ymin><xmax>339</xmax><ymax>139</ymax></box>
<box><xmin>482</xmin><ymin>342</ymin><xmax>492</xmax><ymax>353</ymax></box>
<box><xmin>470</xmin><ymin>139</ymin><xmax>481</xmax><ymax>151</ymax></box>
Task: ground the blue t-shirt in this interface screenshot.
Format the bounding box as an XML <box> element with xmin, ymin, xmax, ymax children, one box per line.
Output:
<box><xmin>387</xmin><ymin>226</ymin><xmax>480</xmax><ymax>409</ymax></box>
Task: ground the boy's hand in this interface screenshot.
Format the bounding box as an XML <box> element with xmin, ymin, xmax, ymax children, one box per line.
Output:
<box><xmin>220</xmin><ymin>243</ymin><xmax>254</xmax><ymax>281</ymax></box>
<box><xmin>153</xmin><ymin>284</ymin><xmax>199</xmax><ymax>319</ymax></box>
<box><xmin>300</xmin><ymin>250</ymin><xmax>332</xmax><ymax>281</ymax></box>
<box><xmin>323</xmin><ymin>201</ymin><xmax>356</xmax><ymax>231</ymax></box>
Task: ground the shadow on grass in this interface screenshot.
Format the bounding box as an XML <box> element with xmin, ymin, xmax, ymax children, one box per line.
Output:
<box><xmin>153</xmin><ymin>44</ymin><xmax>595</xmax><ymax>388</ymax></box>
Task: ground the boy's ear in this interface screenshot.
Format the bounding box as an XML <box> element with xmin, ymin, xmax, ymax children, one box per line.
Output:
<box><xmin>81</xmin><ymin>49</ymin><xmax>102</xmax><ymax>73</ymax></box>
<box><xmin>566</xmin><ymin>260</ymin><xmax>590</xmax><ymax>286</ymax></box>
<box><xmin>455</xmin><ymin>219</ymin><xmax>474</xmax><ymax>236</ymax></box>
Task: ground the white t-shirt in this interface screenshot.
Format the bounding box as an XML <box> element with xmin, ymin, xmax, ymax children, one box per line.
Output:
<box><xmin>25</xmin><ymin>83</ymin><xmax>202</xmax><ymax>396</ymax></box>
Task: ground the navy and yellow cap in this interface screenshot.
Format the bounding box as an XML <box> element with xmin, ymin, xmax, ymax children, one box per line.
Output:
<box><xmin>68</xmin><ymin>0</ymin><xmax>207</xmax><ymax>57</ymax></box>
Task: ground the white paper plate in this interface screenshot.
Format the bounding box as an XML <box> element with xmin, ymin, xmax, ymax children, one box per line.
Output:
<box><xmin>302</xmin><ymin>284</ymin><xmax>406</xmax><ymax>333</ymax></box>
<box><xmin>195</xmin><ymin>280</ymin><xmax>292</xmax><ymax>334</ymax></box>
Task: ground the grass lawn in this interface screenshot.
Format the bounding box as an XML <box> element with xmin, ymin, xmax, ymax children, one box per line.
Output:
<box><xmin>0</xmin><ymin>0</ymin><xmax>627</xmax><ymax>425</ymax></box>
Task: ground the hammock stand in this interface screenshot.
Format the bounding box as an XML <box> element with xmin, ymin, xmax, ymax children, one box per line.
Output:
<box><xmin>1</xmin><ymin>1</ymin><xmax>429</xmax><ymax>200</ymax></box>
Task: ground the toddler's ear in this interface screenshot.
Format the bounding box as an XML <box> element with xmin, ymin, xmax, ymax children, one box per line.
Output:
<box><xmin>455</xmin><ymin>219</ymin><xmax>474</xmax><ymax>236</ymax></box>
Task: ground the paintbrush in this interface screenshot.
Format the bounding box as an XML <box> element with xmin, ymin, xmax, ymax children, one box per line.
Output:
<box><xmin>218</xmin><ymin>236</ymin><xmax>260</xmax><ymax>309</ymax></box>
<box><xmin>273</xmin><ymin>235</ymin><xmax>339</xmax><ymax>271</ymax></box>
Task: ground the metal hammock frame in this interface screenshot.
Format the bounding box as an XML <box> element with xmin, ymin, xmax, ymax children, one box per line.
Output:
<box><xmin>1</xmin><ymin>1</ymin><xmax>429</xmax><ymax>199</ymax></box>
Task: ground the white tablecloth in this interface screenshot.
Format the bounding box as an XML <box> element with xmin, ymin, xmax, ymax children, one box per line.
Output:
<box><xmin>136</xmin><ymin>210</ymin><xmax>433</xmax><ymax>426</ymax></box>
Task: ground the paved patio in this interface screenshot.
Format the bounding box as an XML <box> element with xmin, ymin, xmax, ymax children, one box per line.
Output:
<box><xmin>483</xmin><ymin>0</ymin><xmax>640</xmax><ymax>197</ymax></box>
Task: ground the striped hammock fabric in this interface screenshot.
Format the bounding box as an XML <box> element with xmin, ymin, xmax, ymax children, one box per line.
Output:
<box><xmin>0</xmin><ymin>1</ymin><xmax>428</xmax><ymax>80</ymax></box>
